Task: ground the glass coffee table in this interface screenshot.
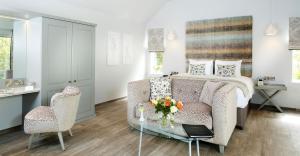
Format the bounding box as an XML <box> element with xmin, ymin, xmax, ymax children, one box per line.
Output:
<box><xmin>138</xmin><ymin>119</ymin><xmax>208</xmax><ymax>156</ymax></box>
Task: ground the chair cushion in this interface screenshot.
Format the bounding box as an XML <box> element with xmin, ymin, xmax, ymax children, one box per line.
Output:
<box><xmin>135</xmin><ymin>102</ymin><xmax>212</xmax><ymax>129</ymax></box>
<box><xmin>24</xmin><ymin>106</ymin><xmax>58</xmax><ymax>134</ymax></box>
<box><xmin>172</xmin><ymin>78</ymin><xmax>206</xmax><ymax>103</ymax></box>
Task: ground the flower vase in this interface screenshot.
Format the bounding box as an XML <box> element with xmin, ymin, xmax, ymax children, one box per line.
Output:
<box><xmin>160</xmin><ymin>114</ymin><xmax>168</xmax><ymax>128</ymax></box>
<box><xmin>169</xmin><ymin>114</ymin><xmax>175</xmax><ymax>128</ymax></box>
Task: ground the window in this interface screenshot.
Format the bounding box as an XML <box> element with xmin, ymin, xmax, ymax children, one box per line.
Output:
<box><xmin>0</xmin><ymin>37</ymin><xmax>12</xmax><ymax>79</ymax></box>
<box><xmin>150</xmin><ymin>52</ymin><xmax>163</xmax><ymax>75</ymax></box>
<box><xmin>292</xmin><ymin>51</ymin><xmax>300</xmax><ymax>82</ymax></box>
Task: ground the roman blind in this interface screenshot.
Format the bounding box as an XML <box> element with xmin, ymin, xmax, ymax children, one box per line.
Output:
<box><xmin>0</xmin><ymin>29</ymin><xmax>12</xmax><ymax>38</ymax></box>
<box><xmin>148</xmin><ymin>28</ymin><xmax>164</xmax><ymax>52</ymax></box>
<box><xmin>289</xmin><ymin>17</ymin><xmax>300</xmax><ymax>50</ymax></box>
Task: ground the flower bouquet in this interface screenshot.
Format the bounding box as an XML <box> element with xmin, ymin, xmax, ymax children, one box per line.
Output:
<box><xmin>150</xmin><ymin>96</ymin><xmax>183</xmax><ymax>128</ymax></box>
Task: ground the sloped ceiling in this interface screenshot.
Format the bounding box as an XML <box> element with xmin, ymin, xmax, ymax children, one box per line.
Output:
<box><xmin>57</xmin><ymin>0</ymin><xmax>170</xmax><ymax>23</ymax></box>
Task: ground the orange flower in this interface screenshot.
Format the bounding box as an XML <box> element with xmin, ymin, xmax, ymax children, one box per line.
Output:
<box><xmin>176</xmin><ymin>101</ymin><xmax>183</xmax><ymax>111</ymax></box>
<box><xmin>165</xmin><ymin>100</ymin><xmax>171</xmax><ymax>107</ymax></box>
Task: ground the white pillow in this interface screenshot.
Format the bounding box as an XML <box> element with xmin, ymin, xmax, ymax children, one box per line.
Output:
<box><xmin>188</xmin><ymin>59</ymin><xmax>214</xmax><ymax>75</ymax></box>
<box><xmin>189</xmin><ymin>64</ymin><xmax>206</xmax><ymax>75</ymax></box>
<box><xmin>215</xmin><ymin>60</ymin><xmax>242</xmax><ymax>77</ymax></box>
<box><xmin>150</xmin><ymin>77</ymin><xmax>172</xmax><ymax>100</ymax></box>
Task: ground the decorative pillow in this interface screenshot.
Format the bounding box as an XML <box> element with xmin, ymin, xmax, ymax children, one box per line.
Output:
<box><xmin>188</xmin><ymin>59</ymin><xmax>214</xmax><ymax>75</ymax></box>
<box><xmin>199</xmin><ymin>81</ymin><xmax>225</xmax><ymax>106</ymax></box>
<box><xmin>215</xmin><ymin>60</ymin><xmax>242</xmax><ymax>77</ymax></box>
<box><xmin>150</xmin><ymin>77</ymin><xmax>172</xmax><ymax>100</ymax></box>
<box><xmin>216</xmin><ymin>65</ymin><xmax>236</xmax><ymax>77</ymax></box>
<box><xmin>189</xmin><ymin>64</ymin><xmax>206</xmax><ymax>75</ymax></box>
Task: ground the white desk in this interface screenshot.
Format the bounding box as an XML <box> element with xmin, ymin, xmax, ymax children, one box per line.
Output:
<box><xmin>0</xmin><ymin>87</ymin><xmax>40</xmax><ymax>131</ymax></box>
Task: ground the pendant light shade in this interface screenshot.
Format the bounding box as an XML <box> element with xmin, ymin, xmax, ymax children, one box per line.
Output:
<box><xmin>167</xmin><ymin>30</ymin><xmax>177</xmax><ymax>40</ymax></box>
<box><xmin>265</xmin><ymin>23</ymin><xmax>278</xmax><ymax>36</ymax></box>
<box><xmin>265</xmin><ymin>0</ymin><xmax>278</xmax><ymax>36</ymax></box>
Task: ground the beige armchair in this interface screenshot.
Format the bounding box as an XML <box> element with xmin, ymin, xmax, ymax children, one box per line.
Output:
<box><xmin>24</xmin><ymin>86</ymin><xmax>81</xmax><ymax>151</ymax></box>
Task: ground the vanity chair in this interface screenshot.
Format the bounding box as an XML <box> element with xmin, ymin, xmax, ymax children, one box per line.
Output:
<box><xmin>24</xmin><ymin>86</ymin><xmax>81</xmax><ymax>151</ymax></box>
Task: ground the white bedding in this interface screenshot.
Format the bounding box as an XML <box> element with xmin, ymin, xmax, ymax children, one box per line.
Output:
<box><xmin>236</xmin><ymin>88</ymin><xmax>251</xmax><ymax>108</ymax></box>
<box><xmin>172</xmin><ymin>73</ymin><xmax>254</xmax><ymax>108</ymax></box>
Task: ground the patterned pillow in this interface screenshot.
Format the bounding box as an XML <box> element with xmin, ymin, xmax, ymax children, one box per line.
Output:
<box><xmin>216</xmin><ymin>65</ymin><xmax>236</xmax><ymax>77</ymax></box>
<box><xmin>189</xmin><ymin>64</ymin><xmax>206</xmax><ymax>75</ymax></box>
<box><xmin>150</xmin><ymin>77</ymin><xmax>172</xmax><ymax>100</ymax></box>
<box><xmin>199</xmin><ymin>81</ymin><xmax>225</xmax><ymax>106</ymax></box>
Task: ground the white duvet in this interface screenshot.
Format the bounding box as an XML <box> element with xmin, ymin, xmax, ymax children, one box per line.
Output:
<box><xmin>172</xmin><ymin>73</ymin><xmax>255</xmax><ymax>108</ymax></box>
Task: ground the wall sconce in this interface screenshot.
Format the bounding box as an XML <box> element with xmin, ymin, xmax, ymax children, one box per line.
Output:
<box><xmin>167</xmin><ymin>30</ymin><xmax>177</xmax><ymax>40</ymax></box>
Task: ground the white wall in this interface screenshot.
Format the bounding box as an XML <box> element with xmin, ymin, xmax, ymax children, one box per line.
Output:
<box><xmin>25</xmin><ymin>17</ymin><xmax>42</xmax><ymax>110</ymax></box>
<box><xmin>1</xmin><ymin>0</ymin><xmax>146</xmax><ymax>104</ymax></box>
<box><xmin>147</xmin><ymin>0</ymin><xmax>300</xmax><ymax>109</ymax></box>
<box><xmin>13</xmin><ymin>20</ymin><xmax>27</xmax><ymax>79</ymax></box>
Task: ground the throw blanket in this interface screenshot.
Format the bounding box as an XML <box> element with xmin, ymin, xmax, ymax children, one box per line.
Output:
<box><xmin>171</xmin><ymin>73</ymin><xmax>254</xmax><ymax>99</ymax></box>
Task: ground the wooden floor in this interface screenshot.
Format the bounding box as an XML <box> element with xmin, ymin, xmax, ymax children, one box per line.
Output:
<box><xmin>0</xmin><ymin>99</ymin><xmax>300</xmax><ymax>156</ymax></box>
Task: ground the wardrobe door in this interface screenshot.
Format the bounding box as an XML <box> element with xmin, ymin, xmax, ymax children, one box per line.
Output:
<box><xmin>42</xmin><ymin>18</ymin><xmax>73</xmax><ymax>105</ymax></box>
<box><xmin>72</xmin><ymin>23</ymin><xmax>95</xmax><ymax>120</ymax></box>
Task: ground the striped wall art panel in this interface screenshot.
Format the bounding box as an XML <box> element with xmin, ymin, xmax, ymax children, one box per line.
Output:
<box><xmin>186</xmin><ymin>16</ymin><xmax>253</xmax><ymax>77</ymax></box>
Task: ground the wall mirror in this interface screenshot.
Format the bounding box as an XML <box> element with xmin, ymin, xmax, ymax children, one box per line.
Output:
<box><xmin>0</xmin><ymin>15</ymin><xmax>27</xmax><ymax>80</ymax></box>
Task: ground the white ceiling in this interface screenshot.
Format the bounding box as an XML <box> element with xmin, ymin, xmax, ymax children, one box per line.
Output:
<box><xmin>58</xmin><ymin>0</ymin><xmax>170</xmax><ymax>23</ymax></box>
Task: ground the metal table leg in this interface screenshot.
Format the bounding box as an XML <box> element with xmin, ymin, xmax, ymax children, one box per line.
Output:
<box><xmin>196</xmin><ymin>139</ymin><xmax>200</xmax><ymax>156</ymax></box>
<box><xmin>257</xmin><ymin>90</ymin><xmax>283</xmax><ymax>112</ymax></box>
<box><xmin>188</xmin><ymin>140</ymin><xmax>192</xmax><ymax>156</ymax></box>
<box><xmin>138</xmin><ymin>124</ymin><xmax>143</xmax><ymax>156</ymax></box>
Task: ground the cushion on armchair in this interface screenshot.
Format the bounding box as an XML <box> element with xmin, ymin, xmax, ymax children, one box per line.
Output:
<box><xmin>24</xmin><ymin>106</ymin><xmax>59</xmax><ymax>134</ymax></box>
<box><xmin>171</xmin><ymin>78</ymin><xmax>206</xmax><ymax>103</ymax></box>
<box><xmin>150</xmin><ymin>77</ymin><xmax>172</xmax><ymax>100</ymax></box>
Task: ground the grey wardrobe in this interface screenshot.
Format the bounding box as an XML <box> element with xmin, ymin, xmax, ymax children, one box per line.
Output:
<box><xmin>26</xmin><ymin>17</ymin><xmax>96</xmax><ymax>121</ymax></box>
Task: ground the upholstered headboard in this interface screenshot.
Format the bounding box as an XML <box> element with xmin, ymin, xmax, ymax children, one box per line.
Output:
<box><xmin>186</xmin><ymin>16</ymin><xmax>253</xmax><ymax>77</ymax></box>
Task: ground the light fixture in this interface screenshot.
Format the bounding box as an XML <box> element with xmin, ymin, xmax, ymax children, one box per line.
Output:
<box><xmin>265</xmin><ymin>0</ymin><xmax>278</xmax><ymax>36</ymax></box>
<box><xmin>0</xmin><ymin>15</ymin><xmax>26</xmax><ymax>21</ymax></box>
<box><xmin>24</xmin><ymin>14</ymin><xmax>30</xmax><ymax>19</ymax></box>
<box><xmin>265</xmin><ymin>23</ymin><xmax>278</xmax><ymax>36</ymax></box>
<box><xmin>167</xmin><ymin>30</ymin><xmax>177</xmax><ymax>40</ymax></box>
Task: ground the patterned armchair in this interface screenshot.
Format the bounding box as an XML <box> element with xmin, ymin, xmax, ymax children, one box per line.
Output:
<box><xmin>24</xmin><ymin>86</ymin><xmax>81</xmax><ymax>151</ymax></box>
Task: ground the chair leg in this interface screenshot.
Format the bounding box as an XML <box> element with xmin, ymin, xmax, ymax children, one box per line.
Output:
<box><xmin>28</xmin><ymin>134</ymin><xmax>35</xmax><ymax>149</ymax></box>
<box><xmin>68</xmin><ymin>129</ymin><xmax>73</xmax><ymax>136</ymax></box>
<box><xmin>57</xmin><ymin>132</ymin><xmax>65</xmax><ymax>151</ymax></box>
<box><xmin>219</xmin><ymin>145</ymin><xmax>225</xmax><ymax>154</ymax></box>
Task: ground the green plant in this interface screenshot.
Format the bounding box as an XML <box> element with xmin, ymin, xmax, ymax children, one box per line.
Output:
<box><xmin>0</xmin><ymin>37</ymin><xmax>11</xmax><ymax>79</ymax></box>
<box><xmin>152</xmin><ymin>52</ymin><xmax>163</xmax><ymax>73</ymax></box>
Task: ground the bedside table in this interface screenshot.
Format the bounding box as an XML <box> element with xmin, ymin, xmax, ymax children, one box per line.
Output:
<box><xmin>255</xmin><ymin>84</ymin><xmax>287</xmax><ymax>113</ymax></box>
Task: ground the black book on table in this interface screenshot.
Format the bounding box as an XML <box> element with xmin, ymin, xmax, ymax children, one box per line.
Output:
<box><xmin>182</xmin><ymin>124</ymin><xmax>214</xmax><ymax>138</ymax></box>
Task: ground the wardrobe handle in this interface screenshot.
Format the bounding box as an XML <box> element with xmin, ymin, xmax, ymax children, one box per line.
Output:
<box><xmin>68</xmin><ymin>81</ymin><xmax>72</xmax><ymax>83</ymax></box>
<box><xmin>74</xmin><ymin>80</ymin><xmax>77</xmax><ymax>83</ymax></box>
